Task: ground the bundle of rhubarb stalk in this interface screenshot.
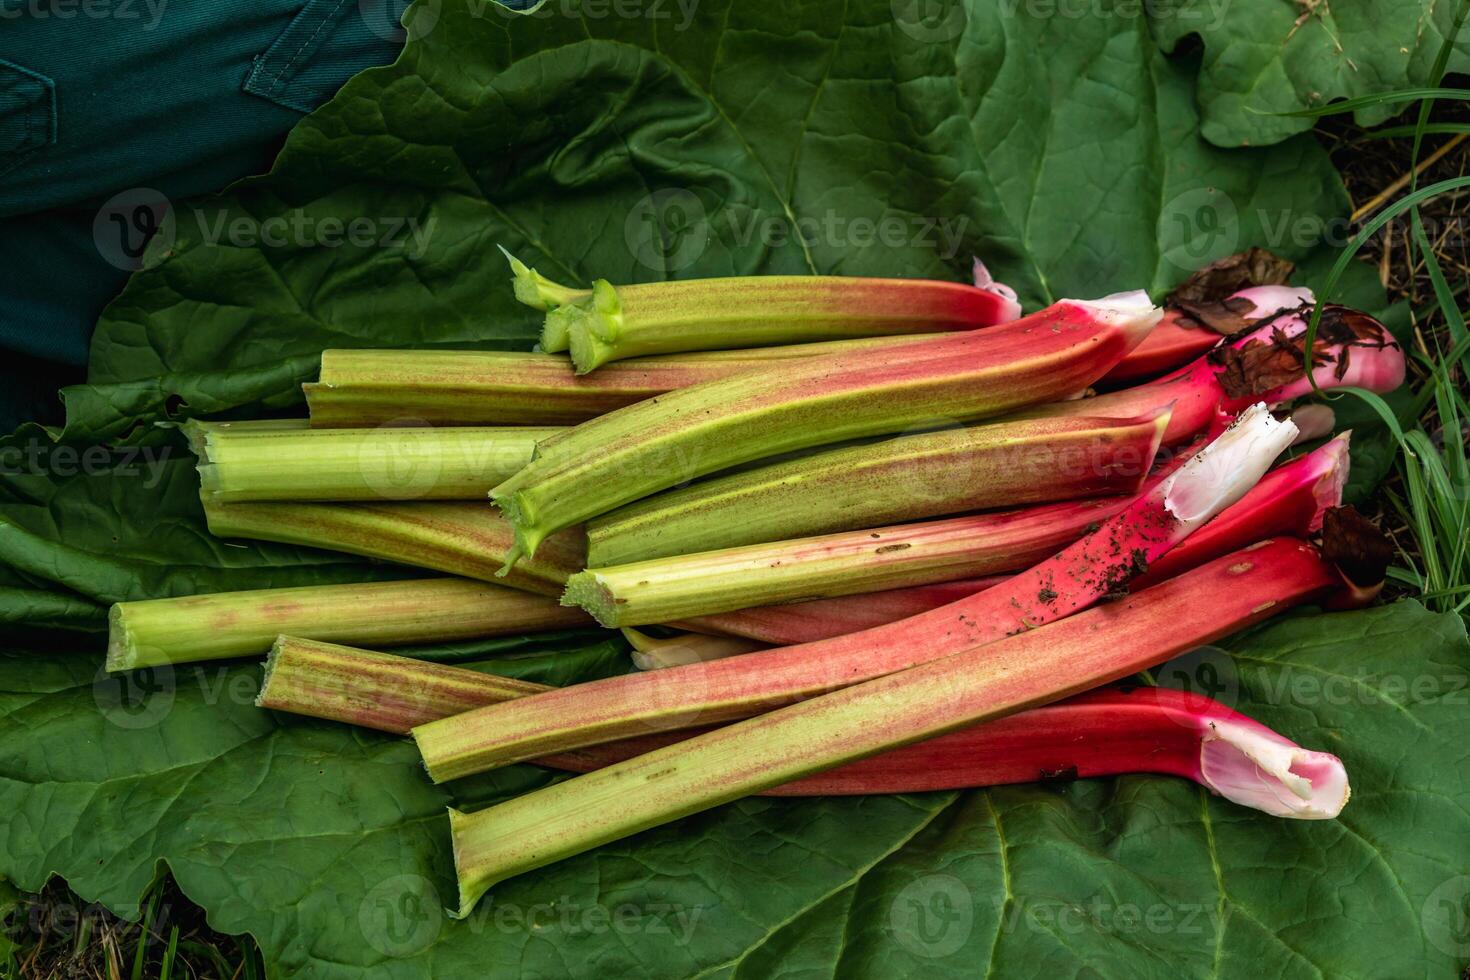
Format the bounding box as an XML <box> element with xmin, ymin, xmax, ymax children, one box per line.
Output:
<box><xmin>106</xmin><ymin>249</ymin><xmax>1407</xmax><ymax>917</ymax></box>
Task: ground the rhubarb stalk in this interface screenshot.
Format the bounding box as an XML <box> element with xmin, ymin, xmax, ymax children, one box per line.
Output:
<box><xmin>419</xmin><ymin>405</ymin><xmax>1295</xmax><ymax>775</ymax></box>
<box><xmin>200</xmin><ymin>497</ymin><xmax>584</xmax><ymax>596</ymax></box>
<box><xmin>493</xmin><ymin>294</ymin><xmax>1163</xmax><ymax>563</ymax></box>
<box><xmin>445</xmin><ymin>537</ymin><xmax>1355</xmax><ymax>911</ymax></box>
<box><xmin>259</xmin><ymin>638</ymin><xmax>1347</xmax><ymax>817</ymax></box>
<box><xmin>189</xmin><ymin>422</ymin><xmax>564</xmax><ymax>502</ymax></box>
<box><xmin>583</xmin><ymin>411</ymin><xmax>1168</xmax><ymax>565</ymax></box>
<box><xmin>1031</xmin><ymin>303</ymin><xmax>1404</xmax><ymax>445</ymax></box>
<box><xmin>1103</xmin><ymin>284</ymin><xmax>1315</xmax><ymax>385</ymax></box>
<box><xmin>304</xmin><ymin>337</ymin><xmax>945</xmax><ymax>428</ymax></box>
<box><xmin>108</xmin><ymin>577</ymin><xmax>591</xmax><ymax>671</ymax></box>
<box><xmin>553</xmin><ymin>270</ymin><xmax>1022</xmax><ymax>372</ymax></box>
<box><xmin>681</xmin><ymin>578</ymin><xmax>1008</xmax><ymax>645</ymax></box>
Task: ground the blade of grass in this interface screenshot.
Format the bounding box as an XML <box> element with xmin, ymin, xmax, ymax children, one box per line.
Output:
<box><xmin>1279</xmin><ymin>88</ymin><xmax>1470</xmax><ymax>117</ymax></box>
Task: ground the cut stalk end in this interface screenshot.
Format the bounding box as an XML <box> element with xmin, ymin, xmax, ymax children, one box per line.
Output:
<box><xmin>1071</xmin><ymin>290</ymin><xmax>1165</xmax><ymax>353</ymax></box>
<box><xmin>105</xmin><ymin>605</ymin><xmax>140</xmax><ymax>673</ymax></box>
<box><xmin>1161</xmin><ymin>403</ymin><xmax>1297</xmax><ymax>529</ymax></box>
<box><xmin>562</xmin><ymin>572</ymin><xmax>617</xmax><ymax>626</ymax></box>
<box><xmin>448</xmin><ymin>807</ymin><xmax>480</xmax><ymax>919</ymax></box>
<box><xmin>491</xmin><ymin>490</ymin><xmax>546</xmax><ymax>565</ymax></box>
<box><xmin>539</xmin><ymin>304</ymin><xmax>581</xmax><ymax>353</ymax></box>
<box><xmin>1197</xmin><ymin>719</ymin><xmax>1350</xmax><ymax>819</ymax></box>
<box><xmin>567</xmin><ymin>281</ymin><xmax>625</xmax><ymax>373</ymax></box>
<box><xmin>256</xmin><ymin>636</ymin><xmax>287</xmax><ymax>708</ymax></box>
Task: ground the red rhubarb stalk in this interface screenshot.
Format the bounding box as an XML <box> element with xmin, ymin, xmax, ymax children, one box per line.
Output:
<box><xmin>1103</xmin><ymin>284</ymin><xmax>1315</xmax><ymax>385</ymax></box>
<box><xmin>445</xmin><ymin>537</ymin><xmax>1357</xmax><ymax>910</ymax></box>
<box><xmin>1036</xmin><ymin>303</ymin><xmax>1404</xmax><ymax>444</ymax></box>
<box><xmin>1137</xmin><ymin>432</ymin><xmax>1349</xmax><ymax>586</ymax></box>
<box><xmin>258</xmin><ymin>638</ymin><xmax>1346</xmax><ymax>817</ymax></box>
<box><xmin>415</xmin><ymin>405</ymin><xmax>1297</xmax><ymax>779</ymax></box>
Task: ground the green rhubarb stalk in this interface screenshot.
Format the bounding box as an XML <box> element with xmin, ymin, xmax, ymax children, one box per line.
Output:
<box><xmin>200</xmin><ymin>496</ymin><xmax>584</xmax><ymax>596</ymax></box>
<box><xmin>108</xmin><ymin>577</ymin><xmax>591</xmax><ymax>671</ymax></box>
<box><xmin>583</xmin><ymin>410</ymin><xmax>1168</xmax><ymax>567</ymax></box>
<box><xmin>444</xmin><ymin>536</ymin><xmax>1348</xmax><ymax>911</ymax></box>
<box><xmin>260</xmin><ymin>635</ymin><xmax>551</xmax><ymax>733</ymax></box>
<box><xmin>305</xmin><ymin>337</ymin><xmax>933</xmax><ymax>428</ymax></box>
<box><xmin>188</xmin><ymin>421</ymin><xmax>564</xmax><ymax>503</ymax></box>
<box><xmin>568</xmin><ymin>492</ymin><xmax>1140</xmax><ymax>624</ymax></box>
<box><xmin>260</xmin><ymin>639</ymin><xmax>1348</xmax><ymax>821</ymax></box>
<box><xmin>494</xmin><ymin>293</ymin><xmax>1163</xmax><ymax>563</ymax></box>
<box><xmin>179</xmin><ymin>418</ymin><xmax>309</xmax><ymax>454</ymax></box>
<box><xmin>257</xmin><ymin>636</ymin><xmax>677</xmax><ymax>770</ymax></box>
<box><xmin>558</xmin><ymin>271</ymin><xmax>1022</xmax><ymax>373</ymax></box>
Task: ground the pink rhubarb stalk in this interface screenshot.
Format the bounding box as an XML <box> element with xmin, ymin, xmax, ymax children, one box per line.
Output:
<box><xmin>767</xmin><ymin>686</ymin><xmax>1349</xmax><ymax>809</ymax></box>
<box><xmin>415</xmin><ymin>405</ymin><xmax>1296</xmax><ymax>779</ymax></box>
<box><xmin>1103</xmin><ymin>284</ymin><xmax>1316</xmax><ymax>385</ymax></box>
<box><xmin>259</xmin><ymin>638</ymin><xmax>1346</xmax><ymax>816</ymax></box>
<box><xmin>1036</xmin><ymin>302</ymin><xmax>1404</xmax><ymax>445</ymax></box>
<box><xmin>1137</xmin><ymin>432</ymin><xmax>1349</xmax><ymax>586</ymax></box>
<box><xmin>445</xmin><ymin>536</ymin><xmax>1355</xmax><ymax>911</ymax></box>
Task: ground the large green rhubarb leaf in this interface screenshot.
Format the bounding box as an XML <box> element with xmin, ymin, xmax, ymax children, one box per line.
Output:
<box><xmin>1150</xmin><ymin>0</ymin><xmax>1470</xmax><ymax>146</ymax></box>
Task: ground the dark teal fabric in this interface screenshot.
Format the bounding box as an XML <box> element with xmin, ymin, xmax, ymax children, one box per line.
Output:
<box><xmin>0</xmin><ymin>0</ymin><xmax>406</xmax><ymax>426</ymax></box>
